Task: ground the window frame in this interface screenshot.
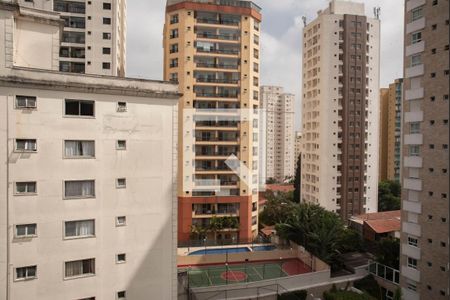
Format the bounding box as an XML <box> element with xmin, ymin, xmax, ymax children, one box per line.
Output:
<box><xmin>14</xmin><ymin>181</ymin><xmax>37</xmax><ymax>195</ymax></box>
<box><xmin>411</xmin><ymin>6</ymin><xmax>423</xmax><ymax>21</ymax></box>
<box><xmin>407</xmin><ymin>257</ymin><xmax>418</xmax><ymax>269</ymax></box>
<box><xmin>408</xmin><ymin>236</ymin><xmax>418</xmax><ymax>247</ymax></box>
<box><xmin>411</xmin><ymin>31</ymin><xmax>422</xmax><ymax>44</ymax></box>
<box><xmin>64</xmin><ymin>140</ymin><xmax>95</xmax><ymax>159</ymax></box>
<box><xmin>15</xmin><ymin>95</ymin><xmax>37</xmax><ymax>109</ymax></box>
<box><xmin>15</xmin><ymin>265</ymin><xmax>37</xmax><ymax>281</ymax></box>
<box><xmin>63</xmin><ymin>180</ymin><xmax>96</xmax><ymax>200</ymax></box>
<box><xmin>15</xmin><ymin>223</ymin><xmax>37</xmax><ymax>238</ymax></box>
<box><xmin>64</xmin><ymin>99</ymin><xmax>95</xmax><ymax>118</ymax></box>
<box><xmin>64</xmin><ymin>219</ymin><xmax>96</xmax><ymax>239</ymax></box>
<box><xmin>116</xmin><ymin>178</ymin><xmax>127</xmax><ymax>189</ymax></box>
<box><xmin>116</xmin><ymin>140</ymin><xmax>127</xmax><ymax>150</ymax></box>
<box><xmin>14</xmin><ymin>139</ymin><xmax>37</xmax><ymax>152</ymax></box>
<box><xmin>411</xmin><ymin>54</ymin><xmax>421</xmax><ymax>67</ymax></box>
<box><xmin>64</xmin><ymin>258</ymin><xmax>96</xmax><ymax>279</ymax></box>
<box><xmin>116</xmin><ymin>216</ymin><xmax>126</xmax><ymax>227</ymax></box>
<box><xmin>116</xmin><ymin>253</ymin><xmax>126</xmax><ymax>264</ymax></box>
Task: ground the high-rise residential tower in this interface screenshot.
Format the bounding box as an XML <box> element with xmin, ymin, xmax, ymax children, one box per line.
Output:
<box><xmin>301</xmin><ymin>0</ymin><xmax>380</xmax><ymax>219</ymax></box>
<box><xmin>400</xmin><ymin>0</ymin><xmax>449</xmax><ymax>299</ymax></box>
<box><xmin>18</xmin><ymin>0</ymin><xmax>126</xmax><ymax>76</ymax></box>
<box><xmin>379</xmin><ymin>79</ymin><xmax>403</xmax><ymax>182</ymax></box>
<box><xmin>260</xmin><ymin>86</ymin><xmax>295</xmax><ymax>183</ymax></box>
<box><xmin>163</xmin><ymin>0</ymin><xmax>261</xmax><ymax>242</ymax></box>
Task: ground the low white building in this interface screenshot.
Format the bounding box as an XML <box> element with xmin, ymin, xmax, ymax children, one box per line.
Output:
<box><xmin>0</xmin><ymin>2</ymin><xmax>179</xmax><ymax>300</ymax></box>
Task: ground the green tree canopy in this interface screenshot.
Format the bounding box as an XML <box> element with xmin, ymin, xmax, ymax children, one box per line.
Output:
<box><xmin>378</xmin><ymin>180</ymin><xmax>401</xmax><ymax>211</ymax></box>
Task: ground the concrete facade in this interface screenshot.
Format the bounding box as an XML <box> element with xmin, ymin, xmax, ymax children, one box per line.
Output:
<box><xmin>400</xmin><ymin>0</ymin><xmax>449</xmax><ymax>299</ymax></box>
<box><xmin>301</xmin><ymin>0</ymin><xmax>380</xmax><ymax>219</ymax></box>
<box><xmin>0</xmin><ymin>3</ymin><xmax>179</xmax><ymax>300</ymax></box>
<box><xmin>260</xmin><ymin>86</ymin><xmax>295</xmax><ymax>182</ymax></box>
<box><xmin>163</xmin><ymin>0</ymin><xmax>261</xmax><ymax>242</ymax></box>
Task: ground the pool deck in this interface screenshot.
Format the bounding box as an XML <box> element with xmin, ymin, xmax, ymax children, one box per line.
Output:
<box><xmin>177</xmin><ymin>243</ymin><xmax>275</xmax><ymax>256</ymax></box>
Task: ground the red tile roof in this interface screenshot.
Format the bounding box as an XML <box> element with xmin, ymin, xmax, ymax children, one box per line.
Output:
<box><xmin>354</xmin><ymin>210</ymin><xmax>401</xmax><ymax>234</ymax></box>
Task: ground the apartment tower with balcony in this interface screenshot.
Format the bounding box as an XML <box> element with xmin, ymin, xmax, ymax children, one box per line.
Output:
<box><xmin>379</xmin><ymin>79</ymin><xmax>403</xmax><ymax>182</ymax></box>
<box><xmin>260</xmin><ymin>86</ymin><xmax>295</xmax><ymax>183</ymax></box>
<box><xmin>19</xmin><ymin>0</ymin><xmax>126</xmax><ymax>75</ymax></box>
<box><xmin>301</xmin><ymin>0</ymin><xmax>380</xmax><ymax>219</ymax></box>
<box><xmin>400</xmin><ymin>0</ymin><xmax>449</xmax><ymax>299</ymax></box>
<box><xmin>163</xmin><ymin>0</ymin><xmax>261</xmax><ymax>242</ymax></box>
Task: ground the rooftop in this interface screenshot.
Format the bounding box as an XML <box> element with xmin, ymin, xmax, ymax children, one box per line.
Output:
<box><xmin>166</xmin><ymin>0</ymin><xmax>261</xmax><ymax>12</ymax></box>
<box><xmin>351</xmin><ymin>210</ymin><xmax>401</xmax><ymax>234</ymax></box>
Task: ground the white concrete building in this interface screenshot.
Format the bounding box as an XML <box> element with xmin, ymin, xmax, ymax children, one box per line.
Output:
<box><xmin>0</xmin><ymin>2</ymin><xmax>179</xmax><ymax>299</ymax></box>
<box><xmin>301</xmin><ymin>0</ymin><xmax>380</xmax><ymax>219</ymax></box>
<box><xmin>260</xmin><ymin>86</ymin><xmax>295</xmax><ymax>182</ymax></box>
<box><xmin>16</xmin><ymin>0</ymin><xmax>126</xmax><ymax>76</ymax></box>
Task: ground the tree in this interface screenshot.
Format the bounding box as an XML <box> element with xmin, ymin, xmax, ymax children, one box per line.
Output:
<box><xmin>375</xmin><ymin>237</ymin><xmax>400</xmax><ymax>269</ymax></box>
<box><xmin>259</xmin><ymin>191</ymin><xmax>296</xmax><ymax>226</ymax></box>
<box><xmin>378</xmin><ymin>180</ymin><xmax>401</xmax><ymax>211</ymax></box>
<box><xmin>293</xmin><ymin>154</ymin><xmax>301</xmax><ymax>203</ymax></box>
<box><xmin>266</xmin><ymin>177</ymin><xmax>277</xmax><ymax>184</ymax></box>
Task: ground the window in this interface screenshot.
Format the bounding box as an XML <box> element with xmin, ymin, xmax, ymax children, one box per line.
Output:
<box><xmin>408</xmin><ymin>236</ymin><xmax>418</xmax><ymax>247</ymax></box>
<box><xmin>410</xmin><ymin>122</ymin><xmax>420</xmax><ymax>133</ymax></box>
<box><xmin>169</xmin><ymin>43</ymin><xmax>178</xmax><ymax>54</ymax></box>
<box><xmin>15</xmin><ymin>182</ymin><xmax>37</xmax><ymax>194</ymax></box>
<box><xmin>116</xmin><ymin>253</ymin><xmax>126</xmax><ymax>263</ymax></box>
<box><xmin>407</xmin><ymin>257</ymin><xmax>417</xmax><ymax>269</ymax></box>
<box><xmin>103</xmin><ymin>2</ymin><xmax>111</xmax><ymax>9</ymax></box>
<box><xmin>116</xmin><ymin>178</ymin><xmax>126</xmax><ymax>188</ymax></box>
<box><xmin>170</xmin><ymin>29</ymin><xmax>178</xmax><ymax>39</ymax></box>
<box><xmin>103</xmin><ymin>17</ymin><xmax>111</xmax><ymax>25</ymax></box>
<box><xmin>103</xmin><ymin>47</ymin><xmax>111</xmax><ymax>54</ymax></box>
<box><xmin>169</xmin><ymin>73</ymin><xmax>178</xmax><ymax>83</ymax></box>
<box><xmin>15</xmin><ymin>139</ymin><xmax>37</xmax><ymax>152</ymax></box>
<box><xmin>65</xmin><ymin>220</ymin><xmax>95</xmax><ymax>238</ymax></box>
<box><xmin>411</xmin><ymin>54</ymin><xmax>421</xmax><ymax>66</ymax></box>
<box><xmin>117</xmin><ymin>102</ymin><xmax>127</xmax><ymax>112</ymax></box>
<box><xmin>412</xmin><ymin>31</ymin><xmax>422</xmax><ymax>44</ymax></box>
<box><xmin>64</xmin><ymin>180</ymin><xmax>95</xmax><ymax>199</ymax></box>
<box><xmin>65</xmin><ymin>99</ymin><xmax>95</xmax><ymax>117</ymax></box>
<box><xmin>170</xmin><ymin>58</ymin><xmax>178</xmax><ymax>68</ymax></box>
<box><xmin>102</xmin><ymin>62</ymin><xmax>111</xmax><ymax>69</ymax></box>
<box><xmin>411</xmin><ymin>6</ymin><xmax>423</xmax><ymax>21</ymax></box>
<box><xmin>431</xmin><ymin>24</ymin><xmax>437</xmax><ymax>30</ymax></box>
<box><xmin>65</xmin><ymin>258</ymin><xmax>95</xmax><ymax>278</ymax></box>
<box><xmin>103</xmin><ymin>32</ymin><xmax>111</xmax><ymax>40</ymax></box>
<box><xmin>254</xmin><ymin>34</ymin><xmax>259</xmax><ymax>45</ymax></box>
<box><xmin>253</xmin><ymin>62</ymin><xmax>259</xmax><ymax>72</ymax></box>
<box><xmin>254</xmin><ymin>49</ymin><xmax>259</xmax><ymax>59</ymax></box>
<box><xmin>409</xmin><ymin>145</ymin><xmax>420</xmax><ymax>156</ymax></box>
<box><xmin>65</xmin><ymin>141</ymin><xmax>95</xmax><ymax>158</ymax></box>
<box><xmin>16</xmin><ymin>95</ymin><xmax>36</xmax><ymax>109</ymax></box>
<box><xmin>15</xmin><ymin>266</ymin><xmax>37</xmax><ymax>280</ymax></box>
<box><xmin>432</xmin><ymin>0</ymin><xmax>438</xmax><ymax>5</ymax></box>
<box><xmin>170</xmin><ymin>14</ymin><xmax>179</xmax><ymax>24</ymax></box>
<box><xmin>15</xmin><ymin>224</ymin><xmax>37</xmax><ymax>237</ymax></box>
<box><xmin>407</xmin><ymin>280</ymin><xmax>417</xmax><ymax>291</ymax></box>
<box><xmin>117</xmin><ymin>291</ymin><xmax>126</xmax><ymax>300</ymax></box>
<box><xmin>117</xmin><ymin>140</ymin><xmax>126</xmax><ymax>150</ymax></box>
<box><xmin>116</xmin><ymin>216</ymin><xmax>126</xmax><ymax>226</ymax></box>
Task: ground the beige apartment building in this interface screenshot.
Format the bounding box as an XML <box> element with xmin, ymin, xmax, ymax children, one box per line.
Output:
<box><xmin>260</xmin><ymin>86</ymin><xmax>295</xmax><ymax>183</ymax></box>
<box><xmin>400</xmin><ymin>0</ymin><xmax>449</xmax><ymax>299</ymax></box>
<box><xmin>301</xmin><ymin>0</ymin><xmax>380</xmax><ymax>219</ymax></box>
<box><xmin>0</xmin><ymin>2</ymin><xmax>179</xmax><ymax>299</ymax></box>
<box><xmin>379</xmin><ymin>79</ymin><xmax>403</xmax><ymax>182</ymax></box>
<box><xmin>163</xmin><ymin>0</ymin><xmax>261</xmax><ymax>242</ymax></box>
<box><xmin>17</xmin><ymin>0</ymin><xmax>126</xmax><ymax>76</ymax></box>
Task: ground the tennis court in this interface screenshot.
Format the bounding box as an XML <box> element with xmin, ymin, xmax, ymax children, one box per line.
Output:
<box><xmin>187</xmin><ymin>259</ymin><xmax>311</xmax><ymax>288</ymax></box>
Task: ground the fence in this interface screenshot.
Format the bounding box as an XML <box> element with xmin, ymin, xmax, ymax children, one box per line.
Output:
<box><xmin>368</xmin><ymin>261</ymin><xmax>400</xmax><ymax>285</ymax></box>
<box><xmin>178</xmin><ymin>235</ymin><xmax>272</xmax><ymax>249</ymax></box>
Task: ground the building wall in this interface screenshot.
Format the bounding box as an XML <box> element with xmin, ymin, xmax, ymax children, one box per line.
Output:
<box><xmin>260</xmin><ymin>86</ymin><xmax>295</xmax><ymax>182</ymax></box>
<box><xmin>400</xmin><ymin>0</ymin><xmax>449</xmax><ymax>299</ymax></box>
<box><xmin>387</xmin><ymin>79</ymin><xmax>403</xmax><ymax>181</ymax></box>
<box><xmin>301</xmin><ymin>0</ymin><xmax>380</xmax><ymax>218</ymax></box>
<box><xmin>379</xmin><ymin>88</ymin><xmax>389</xmax><ymax>181</ymax></box>
<box><xmin>294</xmin><ymin>131</ymin><xmax>302</xmax><ymax>163</ymax></box>
<box><xmin>0</xmin><ymin>79</ymin><xmax>178</xmax><ymax>300</ymax></box>
<box><xmin>163</xmin><ymin>0</ymin><xmax>261</xmax><ymax>242</ymax></box>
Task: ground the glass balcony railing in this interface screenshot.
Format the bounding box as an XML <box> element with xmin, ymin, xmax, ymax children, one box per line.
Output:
<box><xmin>196</xmin><ymin>62</ymin><xmax>239</xmax><ymax>69</ymax></box>
<box><xmin>196</xmin><ymin>48</ymin><xmax>239</xmax><ymax>55</ymax></box>
<box><xmin>197</xmin><ymin>32</ymin><xmax>239</xmax><ymax>41</ymax></box>
<box><xmin>195</xmin><ymin>77</ymin><xmax>239</xmax><ymax>84</ymax></box>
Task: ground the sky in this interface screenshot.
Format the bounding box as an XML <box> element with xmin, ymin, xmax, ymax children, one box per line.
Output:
<box><xmin>126</xmin><ymin>0</ymin><xmax>405</xmax><ymax>130</ymax></box>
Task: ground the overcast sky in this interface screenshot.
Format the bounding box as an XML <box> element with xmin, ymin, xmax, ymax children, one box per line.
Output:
<box><xmin>126</xmin><ymin>0</ymin><xmax>404</xmax><ymax>130</ymax></box>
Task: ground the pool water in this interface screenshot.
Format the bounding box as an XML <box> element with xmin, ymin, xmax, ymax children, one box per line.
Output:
<box><xmin>252</xmin><ymin>245</ymin><xmax>277</xmax><ymax>251</ymax></box>
<box><xmin>188</xmin><ymin>247</ymin><xmax>250</xmax><ymax>255</ymax></box>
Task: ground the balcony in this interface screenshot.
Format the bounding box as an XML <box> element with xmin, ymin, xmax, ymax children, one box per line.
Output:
<box><xmin>405</xmin><ymin>64</ymin><xmax>424</xmax><ymax>78</ymax></box>
<box><xmin>197</xmin><ymin>32</ymin><xmax>239</xmax><ymax>42</ymax></box>
<box><xmin>405</xmin><ymin>41</ymin><xmax>424</xmax><ymax>56</ymax></box>
<box><xmin>403</xmin><ymin>200</ymin><xmax>422</xmax><ymax>214</ymax></box>
<box><xmin>406</xmin><ymin>18</ymin><xmax>425</xmax><ymax>34</ymax></box>
<box><xmin>196</xmin><ymin>62</ymin><xmax>239</xmax><ymax>70</ymax></box>
<box><xmin>404</xmin><ymin>134</ymin><xmax>423</xmax><ymax>145</ymax></box>
<box><xmin>196</xmin><ymin>48</ymin><xmax>239</xmax><ymax>56</ymax></box>
<box><xmin>195</xmin><ymin>92</ymin><xmax>239</xmax><ymax>99</ymax></box>
<box><xmin>404</xmin><ymin>156</ymin><xmax>423</xmax><ymax>168</ymax></box>
<box><xmin>405</xmin><ymin>88</ymin><xmax>424</xmax><ymax>101</ymax></box>
<box><xmin>196</xmin><ymin>18</ymin><xmax>239</xmax><ymax>27</ymax></box>
<box><xmin>196</xmin><ymin>121</ymin><xmax>239</xmax><ymax>129</ymax></box>
<box><xmin>401</xmin><ymin>266</ymin><xmax>420</xmax><ymax>282</ymax></box>
<box><xmin>195</xmin><ymin>77</ymin><xmax>239</xmax><ymax>85</ymax></box>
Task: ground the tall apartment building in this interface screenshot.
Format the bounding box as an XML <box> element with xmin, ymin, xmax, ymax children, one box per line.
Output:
<box><xmin>379</xmin><ymin>79</ymin><xmax>403</xmax><ymax>182</ymax></box>
<box><xmin>301</xmin><ymin>0</ymin><xmax>380</xmax><ymax>219</ymax></box>
<box><xmin>400</xmin><ymin>0</ymin><xmax>449</xmax><ymax>299</ymax></box>
<box><xmin>163</xmin><ymin>0</ymin><xmax>261</xmax><ymax>242</ymax></box>
<box><xmin>0</xmin><ymin>2</ymin><xmax>178</xmax><ymax>299</ymax></box>
<box><xmin>18</xmin><ymin>0</ymin><xmax>126</xmax><ymax>76</ymax></box>
<box><xmin>260</xmin><ymin>86</ymin><xmax>295</xmax><ymax>182</ymax></box>
<box><xmin>294</xmin><ymin>131</ymin><xmax>302</xmax><ymax>164</ymax></box>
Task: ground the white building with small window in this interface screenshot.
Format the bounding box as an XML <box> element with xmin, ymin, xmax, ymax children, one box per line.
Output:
<box><xmin>0</xmin><ymin>2</ymin><xmax>179</xmax><ymax>300</ymax></box>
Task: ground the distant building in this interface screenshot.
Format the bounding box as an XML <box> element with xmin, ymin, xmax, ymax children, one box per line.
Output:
<box><xmin>17</xmin><ymin>0</ymin><xmax>127</xmax><ymax>76</ymax></box>
<box><xmin>0</xmin><ymin>2</ymin><xmax>178</xmax><ymax>299</ymax></box>
<box><xmin>400</xmin><ymin>0</ymin><xmax>449</xmax><ymax>299</ymax></box>
<box><xmin>294</xmin><ymin>131</ymin><xmax>302</xmax><ymax>163</ymax></box>
<box><xmin>379</xmin><ymin>79</ymin><xmax>403</xmax><ymax>182</ymax></box>
<box><xmin>260</xmin><ymin>86</ymin><xmax>295</xmax><ymax>182</ymax></box>
<box><xmin>163</xmin><ymin>0</ymin><xmax>262</xmax><ymax>242</ymax></box>
<box><xmin>349</xmin><ymin>210</ymin><xmax>401</xmax><ymax>242</ymax></box>
<box><xmin>301</xmin><ymin>0</ymin><xmax>380</xmax><ymax>219</ymax></box>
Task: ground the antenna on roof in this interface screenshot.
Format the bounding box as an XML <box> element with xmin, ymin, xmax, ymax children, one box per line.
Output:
<box><xmin>302</xmin><ymin>16</ymin><xmax>307</xmax><ymax>26</ymax></box>
<box><xmin>373</xmin><ymin>7</ymin><xmax>381</xmax><ymax>20</ymax></box>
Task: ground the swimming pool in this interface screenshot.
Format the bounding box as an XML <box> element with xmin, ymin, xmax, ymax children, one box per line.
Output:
<box><xmin>188</xmin><ymin>247</ymin><xmax>250</xmax><ymax>255</ymax></box>
<box><xmin>252</xmin><ymin>245</ymin><xmax>277</xmax><ymax>251</ymax></box>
